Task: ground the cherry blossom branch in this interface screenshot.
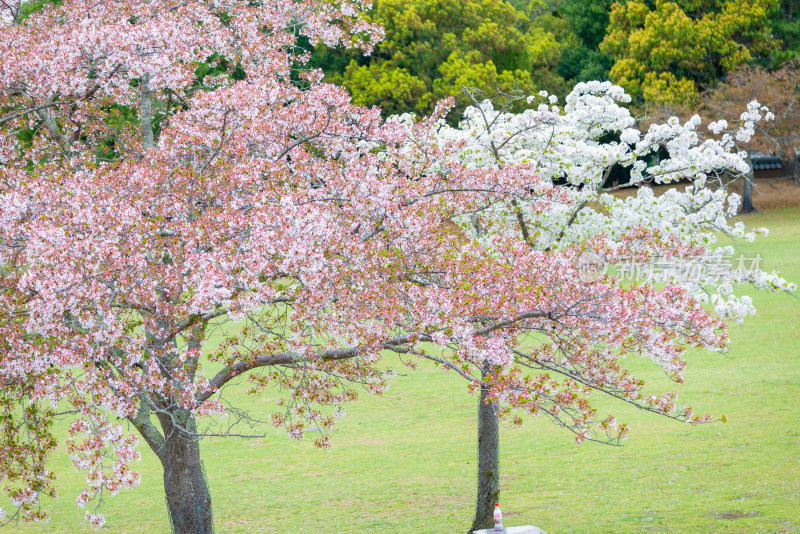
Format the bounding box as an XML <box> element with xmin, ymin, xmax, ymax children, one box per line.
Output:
<box><xmin>545</xmin><ymin>200</ymin><xmax>588</xmax><ymax>252</ymax></box>
<box><xmin>512</xmin><ymin>350</ymin><xmax>706</xmax><ymax>424</ymax></box>
<box><xmin>0</xmin><ymin>103</ymin><xmax>58</xmax><ymax>127</ymax></box>
<box><xmin>272</xmin><ymin>109</ymin><xmax>332</xmax><ymax>161</ymax></box>
<box><xmin>198</xmin><ymin>347</ymin><xmax>359</xmax><ymax>404</ymax></box>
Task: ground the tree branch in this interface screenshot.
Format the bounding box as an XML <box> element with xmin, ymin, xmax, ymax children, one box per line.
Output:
<box><xmin>140</xmin><ymin>73</ymin><xmax>155</xmax><ymax>151</ymax></box>
<box><xmin>129</xmin><ymin>395</ymin><xmax>166</xmax><ymax>459</ymax></box>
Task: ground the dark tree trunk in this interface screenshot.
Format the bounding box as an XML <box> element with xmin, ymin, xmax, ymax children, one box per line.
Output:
<box><xmin>786</xmin><ymin>154</ymin><xmax>800</xmax><ymax>183</ymax></box>
<box><xmin>740</xmin><ymin>153</ymin><xmax>756</xmax><ymax>214</ymax></box>
<box><xmin>159</xmin><ymin>410</ymin><xmax>214</xmax><ymax>534</ymax></box>
<box><xmin>469</xmin><ymin>371</ymin><xmax>500</xmax><ymax>534</ymax></box>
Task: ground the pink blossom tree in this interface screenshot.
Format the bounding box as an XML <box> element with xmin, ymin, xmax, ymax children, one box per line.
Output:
<box><xmin>0</xmin><ymin>1</ymin><xmax>794</xmax><ymax>533</ymax></box>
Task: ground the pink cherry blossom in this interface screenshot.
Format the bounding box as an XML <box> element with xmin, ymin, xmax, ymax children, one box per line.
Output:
<box><xmin>0</xmin><ymin>0</ymin><xmax>792</xmax><ymax>530</ymax></box>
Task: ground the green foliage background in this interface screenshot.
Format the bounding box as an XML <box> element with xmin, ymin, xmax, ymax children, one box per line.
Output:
<box><xmin>310</xmin><ymin>0</ymin><xmax>566</xmax><ymax>118</ymax></box>
<box><xmin>309</xmin><ymin>0</ymin><xmax>800</xmax><ymax>116</ymax></box>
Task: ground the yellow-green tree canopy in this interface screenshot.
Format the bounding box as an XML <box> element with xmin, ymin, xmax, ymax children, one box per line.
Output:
<box><xmin>600</xmin><ymin>0</ymin><xmax>779</xmax><ymax>107</ymax></box>
<box><xmin>311</xmin><ymin>0</ymin><xmax>566</xmax><ymax>118</ymax></box>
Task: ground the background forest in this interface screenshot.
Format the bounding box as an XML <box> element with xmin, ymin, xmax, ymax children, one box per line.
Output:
<box><xmin>310</xmin><ymin>0</ymin><xmax>800</xmax><ymax>172</ymax></box>
<box><xmin>311</xmin><ymin>0</ymin><xmax>798</xmax><ymax>113</ymax></box>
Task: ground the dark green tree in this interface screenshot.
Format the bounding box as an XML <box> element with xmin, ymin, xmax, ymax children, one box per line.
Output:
<box><xmin>769</xmin><ymin>0</ymin><xmax>800</xmax><ymax>65</ymax></box>
<box><xmin>534</xmin><ymin>1</ymin><xmax>616</xmax><ymax>85</ymax></box>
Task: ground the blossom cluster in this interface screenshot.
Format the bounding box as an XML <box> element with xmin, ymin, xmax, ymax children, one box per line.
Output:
<box><xmin>431</xmin><ymin>82</ymin><xmax>793</xmax><ymax>325</ymax></box>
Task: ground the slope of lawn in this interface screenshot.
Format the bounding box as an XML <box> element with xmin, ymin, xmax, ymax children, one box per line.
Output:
<box><xmin>6</xmin><ymin>208</ymin><xmax>800</xmax><ymax>533</ymax></box>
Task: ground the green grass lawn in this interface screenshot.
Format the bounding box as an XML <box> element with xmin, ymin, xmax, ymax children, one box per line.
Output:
<box><xmin>6</xmin><ymin>208</ymin><xmax>800</xmax><ymax>533</ymax></box>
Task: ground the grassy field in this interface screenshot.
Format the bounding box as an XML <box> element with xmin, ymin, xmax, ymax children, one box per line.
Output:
<box><xmin>6</xmin><ymin>208</ymin><xmax>800</xmax><ymax>533</ymax></box>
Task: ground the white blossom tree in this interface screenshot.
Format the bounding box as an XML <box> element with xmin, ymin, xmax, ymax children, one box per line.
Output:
<box><xmin>398</xmin><ymin>84</ymin><xmax>795</xmax><ymax>529</ymax></box>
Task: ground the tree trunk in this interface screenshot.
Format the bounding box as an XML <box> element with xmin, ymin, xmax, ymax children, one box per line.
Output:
<box><xmin>786</xmin><ymin>153</ymin><xmax>800</xmax><ymax>183</ymax></box>
<box><xmin>740</xmin><ymin>153</ymin><xmax>756</xmax><ymax>214</ymax></box>
<box><xmin>159</xmin><ymin>410</ymin><xmax>214</xmax><ymax>534</ymax></box>
<box><xmin>469</xmin><ymin>371</ymin><xmax>500</xmax><ymax>533</ymax></box>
